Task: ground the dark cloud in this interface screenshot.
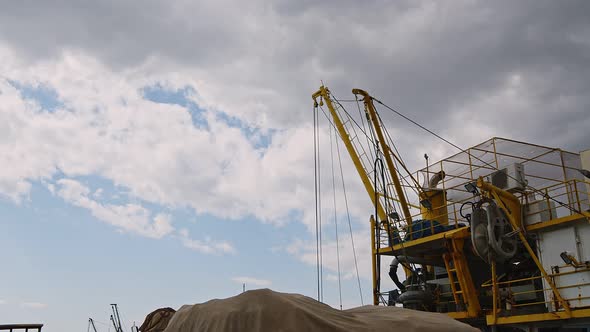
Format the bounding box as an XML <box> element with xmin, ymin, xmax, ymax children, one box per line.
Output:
<box><xmin>1</xmin><ymin>0</ymin><xmax>588</xmax><ymax>151</ymax></box>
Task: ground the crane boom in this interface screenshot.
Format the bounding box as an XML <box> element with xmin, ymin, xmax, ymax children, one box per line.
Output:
<box><xmin>312</xmin><ymin>86</ymin><xmax>388</xmax><ymax>222</ymax></box>
<box><xmin>313</xmin><ymin>85</ymin><xmax>417</xmax><ymax>305</ymax></box>
<box><xmin>88</xmin><ymin>318</ymin><xmax>98</xmax><ymax>332</ymax></box>
<box><xmin>352</xmin><ymin>89</ymin><xmax>413</xmax><ymax>225</ymax></box>
<box><xmin>111</xmin><ymin>304</ymin><xmax>124</xmax><ymax>332</ymax></box>
<box><xmin>311</xmin><ymin>86</ymin><xmax>590</xmax><ymax>331</ymax></box>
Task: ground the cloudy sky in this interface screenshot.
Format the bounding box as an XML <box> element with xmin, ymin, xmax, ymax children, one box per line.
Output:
<box><xmin>1</xmin><ymin>1</ymin><xmax>589</xmax><ymax>331</ymax></box>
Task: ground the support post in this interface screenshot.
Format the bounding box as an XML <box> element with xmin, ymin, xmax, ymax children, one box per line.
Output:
<box><xmin>370</xmin><ymin>215</ymin><xmax>379</xmax><ymax>305</ymax></box>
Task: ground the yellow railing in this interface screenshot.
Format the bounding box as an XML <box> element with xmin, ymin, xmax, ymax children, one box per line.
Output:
<box><xmin>480</xmin><ymin>267</ymin><xmax>590</xmax><ymax>314</ymax></box>
<box><xmin>379</xmin><ymin>177</ymin><xmax>589</xmax><ymax>247</ymax></box>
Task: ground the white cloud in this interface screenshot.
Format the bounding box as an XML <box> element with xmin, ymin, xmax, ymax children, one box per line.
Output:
<box><xmin>326</xmin><ymin>273</ymin><xmax>356</xmax><ymax>282</ymax></box>
<box><xmin>0</xmin><ymin>3</ymin><xmax>589</xmax><ymax>302</ymax></box>
<box><xmin>179</xmin><ymin>229</ymin><xmax>236</xmax><ymax>255</ymax></box>
<box><xmin>55</xmin><ymin>179</ymin><xmax>174</xmax><ymax>239</ymax></box>
<box><xmin>0</xmin><ymin>52</ymin><xmax>369</xmax><ymax>234</ymax></box>
<box><xmin>21</xmin><ymin>302</ymin><xmax>48</xmax><ymax>309</ymax></box>
<box><xmin>53</xmin><ymin>179</ymin><xmax>235</xmax><ymax>253</ymax></box>
<box><xmin>93</xmin><ymin>188</ymin><xmax>103</xmax><ymax>199</ymax></box>
<box><xmin>231</xmin><ymin>276</ymin><xmax>272</xmax><ymax>287</ymax></box>
<box><xmin>286</xmin><ymin>230</ymin><xmax>371</xmax><ymax>280</ymax></box>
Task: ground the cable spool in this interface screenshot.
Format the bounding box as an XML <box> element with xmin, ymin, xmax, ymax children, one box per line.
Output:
<box><xmin>471</xmin><ymin>201</ymin><xmax>517</xmax><ymax>263</ymax></box>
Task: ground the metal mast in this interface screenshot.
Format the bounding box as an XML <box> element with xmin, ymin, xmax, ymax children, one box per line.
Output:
<box><xmin>111</xmin><ymin>304</ymin><xmax>124</xmax><ymax>332</ymax></box>
<box><xmin>313</xmin><ymin>86</ymin><xmax>414</xmax><ymax>305</ymax></box>
<box><xmin>353</xmin><ymin>88</ymin><xmax>413</xmax><ymax>225</ymax></box>
<box><xmin>312</xmin><ymin>85</ymin><xmax>388</xmax><ymax>222</ymax></box>
<box><xmin>88</xmin><ymin>318</ymin><xmax>98</xmax><ymax>332</ymax></box>
<box><xmin>110</xmin><ymin>315</ymin><xmax>119</xmax><ymax>332</ymax></box>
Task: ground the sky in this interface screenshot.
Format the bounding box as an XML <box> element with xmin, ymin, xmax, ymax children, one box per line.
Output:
<box><xmin>1</xmin><ymin>1</ymin><xmax>589</xmax><ymax>331</ymax></box>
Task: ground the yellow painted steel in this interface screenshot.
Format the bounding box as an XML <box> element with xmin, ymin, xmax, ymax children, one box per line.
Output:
<box><xmin>380</xmin><ymin>227</ymin><xmax>469</xmax><ymax>253</ymax></box>
<box><xmin>449</xmin><ymin>238</ymin><xmax>481</xmax><ymax>317</ymax></box>
<box><xmin>352</xmin><ymin>88</ymin><xmax>413</xmax><ymax>225</ymax></box>
<box><xmin>378</xmin><ymin>192</ymin><xmax>421</xmax><ymax>210</ymax></box>
<box><xmin>443</xmin><ymin>253</ymin><xmax>462</xmax><ymax>307</ymax></box>
<box><xmin>419</xmin><ymin>190</ymin><xmax>449</xmax><ymax>225</ymax></box>
<box><xmin>486</xmin><ymin>308</ymin><xmax>590</xmax><ymax>325</ymax></box>
<box><xmin>526</xmin><ymin>212</ymin><xmax>590</xmax><ymax>231</ymax></box>
<box><xmin>314</xmin><ymin>87</ymin><xmax>590</xmax><ymax>328</ymax></box>
<box><xmin>481</xmin><ymin>267</ymin><xmax>590</xmax><ymax>287</ymax></box>
<box><xmin>312</xmin><ymin>86</ymin><xmax>388</xmax><ymax>223</ymax></box>
<box><xmin>477</xmin><ymin>177</ymin><xmax>572</xmax><ymax>316</ymax></box>
<box><xmin>477</xmin><ymin>178</ymin><xmax>522</xmax><ymax>225</ymax></box>
<box><xmin>447</xmin><ymin>312</ymin><xmax>470</xmax><ymax>319</ymax></box>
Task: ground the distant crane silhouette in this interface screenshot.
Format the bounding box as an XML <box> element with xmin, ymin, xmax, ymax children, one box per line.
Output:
<box><xmin>88</xmin><ymin>318</ymin><xmax>98</xmax><ymax>332</ymax></box>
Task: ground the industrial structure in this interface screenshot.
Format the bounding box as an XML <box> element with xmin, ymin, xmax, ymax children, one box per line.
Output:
<box><xmin>313</xmin><ymin>85</ymin><xmax>590</xmax><ymax>330</ymax></box>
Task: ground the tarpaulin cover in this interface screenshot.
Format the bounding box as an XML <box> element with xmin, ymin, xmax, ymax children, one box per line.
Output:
<box><xmin>163</xmin><ymin>289</ymin><xmax>477</xmax><ymax>332</ymax></box>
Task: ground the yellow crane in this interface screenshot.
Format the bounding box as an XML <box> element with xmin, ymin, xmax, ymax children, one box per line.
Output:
<box><xmin>313</xmin><ymin>85</ymin><xmax>590</xmax><ymax>330</ymax></box>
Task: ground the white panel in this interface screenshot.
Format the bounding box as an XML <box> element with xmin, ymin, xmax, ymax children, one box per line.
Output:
<box><xmin>525</xmin><ymin>200</ymin><xmax>557</xmax><ymax>226</ymax></box>
<box><xmin>538</xmin><ymin>222</ymin><xmax>590</xmax><ymax>311</ymax></box>
<box><xmin>577</xmin><ymin>221</ymin><xmax>590</xmax><ymax>264</ymax></box>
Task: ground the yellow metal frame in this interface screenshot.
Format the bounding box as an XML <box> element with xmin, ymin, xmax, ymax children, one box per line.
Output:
<box><xmin>443</xmin><ymin>253</ymin><xmax>462</xmax><ymax>307</ymax></box>
<box><xmin>527</xmin><ymin>212</ymin><xmax>590</xmax><ymax>231</ymax></box>
<box><xmin>386</xmin><ymin>227</ymin><xmax>469</xmax><ymax>252</ymax></box>
<box><xmin>352</xmin><ymin>88</ymin><xmax>413</xmax><ymax>225</ymax></box>
<box><xmin>478</xmin><ymin>177</ymin><xmax>573</xmax><ymax>316</ymax></box>
<box><xmin>486</xmin><ymin>308</ymin><xmax>590</xmax><ymax>325</ymax></box>
<box><xmin>315</xmin><ymin>86</ymin><xmax>420</xmax><ymax>305</ymax></box>
<box><xmin>312</xmin><ymin>86</ymin><xmax>388</xmax><ymax>223</ymax></box>
<box><xmin>313</xmin><ymin>87</ymin><xmax>590</xmax><ymax>328</ymax></box>
<box><xmin>448</xmin><ymin>237</ymin><xmax>481</xmax><ymax>317</ymax></box>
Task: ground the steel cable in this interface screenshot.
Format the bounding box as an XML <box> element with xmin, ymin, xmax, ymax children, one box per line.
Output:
<box><xmin>329</xmin><ymin>125</ymin><xmax>344</xmax><ymax>310</ymax></box>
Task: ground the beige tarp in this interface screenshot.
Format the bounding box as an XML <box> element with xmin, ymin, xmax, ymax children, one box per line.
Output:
<box><xmin>163</xmin><ymin>289</ymin><xmax>477</xmax><ymax>332</ymax></box>
<box><xmin>139</xmin><ymin>307</ymin><xmax>176</xmax><ymax>332</ymax></box>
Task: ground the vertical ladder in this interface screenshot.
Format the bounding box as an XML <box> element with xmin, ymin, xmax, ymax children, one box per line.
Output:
<box><xmin>443</xmin><ymin>253</ymin><xmax>464</xmax><ymax>311</ymax></box>
<box><xmin>444</xmin><ymin>238</ymin><xmax>481</xmax><ymax>317</ymax></box>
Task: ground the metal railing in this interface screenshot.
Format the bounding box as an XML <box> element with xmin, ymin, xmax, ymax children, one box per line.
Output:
<box><xmin>378</xmin><ymin>177</ymin><xmax>589</xmax><ymax>247</ymax></box>
<box><xmin>0</xmin><ymin>325</ymin><xmax>43</xmax><ymax>332</ymax></box>
<box><xmin>480</xmin><ymin>266</ymin><xmax>590</xmax><ymax>314</ymax></box>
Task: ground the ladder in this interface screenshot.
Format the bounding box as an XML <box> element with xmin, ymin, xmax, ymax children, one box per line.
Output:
<box><xmin>443</xmin><ymin>253</ymin><xmax>464</xmax><ymax>311</ymax></box>
<box><xmin>443</xmin><ymin>238</ymin><xmax>481</xmax><ymax>318</ymax></box>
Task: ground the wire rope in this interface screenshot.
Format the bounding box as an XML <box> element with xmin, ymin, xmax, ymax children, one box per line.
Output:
<box><xmin>334</xmin><ymin>130</ymin><xmax>364</xmax><ymax>305</ymax></box>
<box><xmin>316</xmin><ymin>106</ymin><xmax>324</xmax><ymax>302</ymax></box>
<box><xmin>329</xmin><ymin>125</ymin><xmax>344</xmax><ymax>310</ymax></box>
<box><xmin>313</xmin><ymin>105</ymin><xmax>321</xmax><ymax>302</ymax></box>
<box><xmin>372</xmin><ymin>97</ymin><xmax>582</xmax><ymax>215</ymax></box>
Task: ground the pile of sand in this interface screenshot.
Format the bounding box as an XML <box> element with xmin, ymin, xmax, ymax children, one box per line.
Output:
<box><xmin>163</xmin><ymin>289</ymin><xmax>477</xmax><ymax>332</ymax></box>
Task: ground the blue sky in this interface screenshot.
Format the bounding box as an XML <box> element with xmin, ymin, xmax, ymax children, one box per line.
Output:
<box><xmin>0</xmin><ymin>81</ymin><xmax>373</xmax><ymax>331</ymax></box>
<box><xmin>0</xmin><ymin>182</ymin><xmax>321</xmax><ymax>329</ymax></box>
